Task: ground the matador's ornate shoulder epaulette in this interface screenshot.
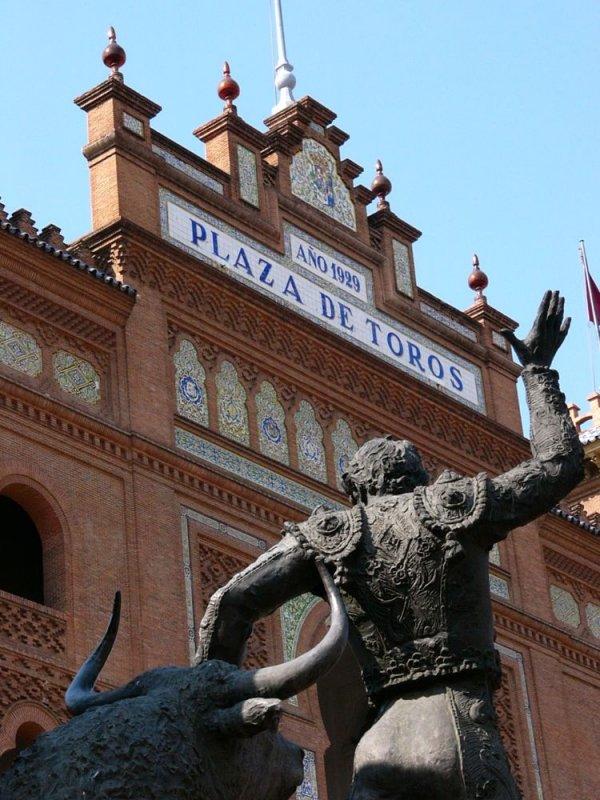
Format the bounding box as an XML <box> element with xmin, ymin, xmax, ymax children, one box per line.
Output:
<box><xmin>413</xmin><ymin>470</ymin><xmax>489</xmax><ymax>534</ymax></box>
<box><xmin>286</xmin><ymin>504</ymin><xmax>365</xmax><ymax>562</ymax></box>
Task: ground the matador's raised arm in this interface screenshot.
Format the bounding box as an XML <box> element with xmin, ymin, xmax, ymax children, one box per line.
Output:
<box><xmin>481</xmin><ymin>291</ymin><xmax>584</xmax><ymax>541</ymax></box>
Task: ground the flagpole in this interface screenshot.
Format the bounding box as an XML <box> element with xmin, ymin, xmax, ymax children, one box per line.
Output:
<box><xmin>579</xmin><ymin>239</ymin><xmax>599</xmax><ymax>390</ymax></box>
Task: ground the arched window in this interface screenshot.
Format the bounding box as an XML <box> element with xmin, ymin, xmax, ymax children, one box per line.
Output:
<box><xmin>0</xmin><ymin>721</ymin><xmax>45</xmax><ymax>774</ymax></box>
<box><xmin>0</xmin><ymin>496</ymin><xmax>44</xmax><ymax>604</ymax></box>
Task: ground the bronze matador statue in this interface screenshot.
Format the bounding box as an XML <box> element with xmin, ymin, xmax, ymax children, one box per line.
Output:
<box><xmin>197</xmin><ymin>291</ymin><xmax>583</xmax><ymax>800</ymax></box>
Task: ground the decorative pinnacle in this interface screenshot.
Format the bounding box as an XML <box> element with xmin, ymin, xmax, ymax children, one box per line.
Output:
<box><xmin>217</xmin><ymin>62</ymin><xmax>240</xmax><ymax>114</ymax></box>
<box><xmin>468</xmin><ymin>252</ymin><xmax>489</xmax><ymax>301</ymax></box>
<box><xmin>102</xmin><ymin>26</ymin><xmax>126</xmax><ymax>81</ymax></box>
<box><xmin>271</xmin><ymin>0</ymin><xmax>297</xmax><ymax>113</ymax></box>
<box><xmin>371</xmin><ymin>160</ymin><xmax>392</xmax><ymax>209</ymax></box>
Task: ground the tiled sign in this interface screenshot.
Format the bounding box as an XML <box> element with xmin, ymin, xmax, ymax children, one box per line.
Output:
<box><xmin>161</xmin><ymin>190</ymin><xmax>484</xmax><ymax>410</ymax></box>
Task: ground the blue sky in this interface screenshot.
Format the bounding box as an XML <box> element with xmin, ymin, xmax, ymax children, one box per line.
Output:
<box><xmin>1</xmin><ymin>1</ymin><xmax>598</xmax><ymax>428</ymax></box>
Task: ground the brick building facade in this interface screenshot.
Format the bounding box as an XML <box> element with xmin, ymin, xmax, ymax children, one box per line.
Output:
<box><xmin>0</xmin><ymin>49</ymin><xmax>598</xmax><ymax>799</ymax></box>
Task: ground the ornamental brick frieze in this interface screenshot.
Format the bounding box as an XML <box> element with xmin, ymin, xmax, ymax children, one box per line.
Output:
<box><xmin>196</xmin><ymin>541</ymin><xmax>272</xmax><ymax>669</ymax></box>
<box><xmin>0</xmin><ymin>593</ymin><xmax>66</xmax><ymax>660</ymax></box>
<box><xmin>111</xmin><ymin>239</ymin><xmax>525</xmax><ymax>474</ymax></box>
<box><xmin>494</xmin><ymin>667</ymin><xmax>526</xmax><ymax>797</ymax></box>
<box><xmin>0</xmin><ymin>649</ymin><xmax>70</xmax><ymax>727</ymax></box>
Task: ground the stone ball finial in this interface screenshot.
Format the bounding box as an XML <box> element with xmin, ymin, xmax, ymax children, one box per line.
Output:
<box><xmin>468</xmin><ymin>252</ymin><xmax>489</xmax><ymax>301</ymax></box>
<box><xmin>102</xmin><ymin>26</ymin><xmax>126</xmax><ymax>81</ymax></box>
<box><xmin>218</xmin><ymin>62</ymin><xmax>240</xmax><ymax>114</ymax></box>
<box><xmin>371</xmin><ymin>159</ymin><xmax>392</xmax><ymax>209</ymax></box>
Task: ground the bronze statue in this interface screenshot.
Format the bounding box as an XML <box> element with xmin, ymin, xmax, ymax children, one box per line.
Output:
<box><xmin>0</xmin><ymin>562</ymin><xmax>348</xmax><ymax>800</ymax></box>
<box><xmin>197</xmin><ymin>291</ymin><xmax>584</xmax><ymax>800</ymax></box>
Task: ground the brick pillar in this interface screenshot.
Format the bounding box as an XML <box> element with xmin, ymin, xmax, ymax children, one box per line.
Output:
<box><xmin>74</xmin><ymin>77</ymin><xmax>162</xmax><ymax>233</ymax></box>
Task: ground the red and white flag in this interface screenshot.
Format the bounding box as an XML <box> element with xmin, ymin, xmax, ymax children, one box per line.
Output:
<box><xmin>580</xmin><ymin>241</ymin><xmax>600</xmax><ymax>328</ymax></box>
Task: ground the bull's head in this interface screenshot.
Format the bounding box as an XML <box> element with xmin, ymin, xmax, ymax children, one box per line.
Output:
<box><xmin>9</xmin><ymin>560</ymin><xmax>346</xmax><ymax>800</ymax></box>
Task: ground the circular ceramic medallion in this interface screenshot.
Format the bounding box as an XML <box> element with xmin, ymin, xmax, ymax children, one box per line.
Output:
<box><xmin>300</xmin><ymin>434</ymin><xmax>321</xmax><ymax>463</ymax></box>
<box><xmin>179</xmin><ymin>375</ymin><xmax>203</xmax><ymax>406</ymax></box>
<box><xmin>262</xmin><ymin>416</ymin><xmax>282</xmax><ymax>444</ymax></box>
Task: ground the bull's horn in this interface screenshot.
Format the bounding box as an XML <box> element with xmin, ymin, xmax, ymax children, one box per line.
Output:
<box><xmin>235</xmin><ymin>560</ymin><xmax>348</xmax><ymax>701</ymax></box>
<box><xmin>66</xmin><ymin>592</ymin><xmax>124</xmax><ymax>715</ymax></box>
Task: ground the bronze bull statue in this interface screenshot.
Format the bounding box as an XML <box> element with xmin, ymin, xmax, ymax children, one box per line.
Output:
<box><xmin>0</xmin><ymin>561</ymin><xmax>346</xmax><ymax>800</ymax></box>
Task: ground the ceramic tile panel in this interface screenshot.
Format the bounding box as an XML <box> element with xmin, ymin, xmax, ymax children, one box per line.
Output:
<box><xmin>216</xmin><ymin>360</ymin><xmax>249</xmax><ymax>446</ymax></box>
<box><xmin>297</xmin><ymin>749</ymin><xmax>319</xmax><ymax>799</ymax></box>
<box><xmin>237</xmin><ymin>144</ymin><xmax>260</xmax><ymax>207</ymax></box>
<box><xmin>0</xmin><ymin>320</ymin><xmax>42</xmax><ymax>377</ymax></box>
<box><xmin>420</xmin><ymin>302</ymin><xmax>478</xmax><ymax>342</ymax></box>
<box><xmin>174</xmin><ymin>339</ymin><xmax>209</xmax><ymax>426</ymax></box>
<box><xmin>174</xmin><ymin>427</ymin><xmax>341</xmax><ymax>511</ymax></box>
<box><xmin>392</xmin><ymin>240</ymin><xmax>414</xmax><ymax>298</ymax></box>
<box><xmin>153</xmin><ymin>145</ymin><xmax>224</xmax><ymax>194</ymax></box>
<box><xmin>489</xmin><ymin>543</ymin><xmax>501</xmax><ymax>566</ymax></box>
<box><xmin>123</xmin><ymin>112</ymin><xmax>144</xmax><ymax>137</ymax></box>
<box><xmin>295</xmin><ymin>401</ymin><xmax>327</xmax><ymax>483</ymax></box>
<box><xmin>290</xmin><ymin>138</ymin><xmax>356</xmax><ymax>230</ymax></box>
<box><xmin>53</xmin><ymin>350</ymin><xmax>100</xmax><ymax>404</ymax></box>
<box><xmin>585</xmin><ymin>602</ymin><xmax>600</xmax><ymax>638</ymax></box>
<box><xmin>489</xmin><ymin>573</ymin><xmax>510</xmax><ymax>599</ymax></box>
<box><xmin>550</xmin><ymin>585</ymin><xmax>580</xmax><ymax>627</ymax></box>
<box><xmin>280</xmin><ymin>593</ymin><xmax>321</xmax><ymax>706</ymax></box>
<box><xmin>331</xmin><ymin>419</ymin><xmax>358</xmax><ymax>490</ymax></box>
<box><xmin>492</xmin><ymin>330</ymin><xmax>509</xmax><ymax>350</ymax></box>
<box><xmin>256</xmin><ymin>381</ymin><xmax>289</xmax><ymax>464</ymax></box>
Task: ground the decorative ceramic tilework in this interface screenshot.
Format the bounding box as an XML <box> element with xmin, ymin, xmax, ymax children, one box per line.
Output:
<box><xmin>215</xmin><ymin>361</ymin><xmax>249</xmax><ymax>445</ymax></box>
<box><xmin>489</xmin><ymin>542</ymin><xmax>501</xmax><ymax>566</ymax></box>
<box><xmin>0</xmin><ymin>320</ymin><xmax>42</xmax><ymax>377</ymax></box>
<box><xmin>295</xmin><ymin>401</ymin><xmax>327</xmax><ymax>482</ymax></box>
<box><xmin>173</xmin><ymin>339</ymin><xmax>209</xmax><ymax>426</ymax></box>
<box><xmin>281</xmin><ymin>594</ymin><xmax>321</xmax><ymax>663</ymax></box>
<box><xmin>237</xmin><ymin>144</ymin><xmax>260</xmax><ymax>207</ymax></box>
<box><xmin>280</xmin><ymin>593</ymin><xmax>321</xmax><ymax>706</ymax></box>
<box><xmin>123</xmin><ymin>112</ymin><xmax>144</xmax><ymax>137</ymax></box>
<box><xmin>53</xmin><ymin>350</ymin><xmax>100</xmax><ymax>404</ymax></box>
<box><xmin>585</xmin><ymin>602</ymin><xmax>600</xmax><ymax>638</ymax></box>
<box><xmin>297</xmin><ymin>749</ymin><xmax>319</xmax><ymax>799</ymax></box>
<box><xmin>308</xmin><ymin>121</ymin><xmax>325</xmax><ymax>135</ymax></box>
<box><xmin>549</xmin><ymin>585</ymin><xmax>580</xmax><ymax>627</ymax></box>
<box><xmin>492</xmin><ymin>330</ymin><xmax>509</xmax><ymax>350</ymax></box>
<box><xmin>256</xmin><ymin>381</ymin><xmax>289</xmax><ymax>464</ymax></box>
<box><xmin>392</xmin><ymin>240</ymin><xmax>414</xmax><ymax>298</ymax></box>
<box><xmin>489</xmin><ymin>573</ymin><xmax>510</xmax><ymax>599</ymax></box>
<box><xmin>175</xmin><ymin>428</ymin><xmax>341</xmax><ymax>511</ymax></box>
<box><xmin>161</xmin><ymin>189</ymin><xmax>486</xmax><ymax>412</ymax></box>
<box><xmin>420</xmin><ymin>302</ymin><xmax>478</xmax><ymax>342</ymax></box>
<box><xmin>290</xmin><ymin>139</ymin><xmax>356</xmax><ymax>230</ymax></box>
<box><xmin>152</xmin><ymin>145</ymin><xmax>224</xmax><ymax>194</ymax></box>
<box><xmin>332</xmin><ymin>419</ymin><xmax>358</xmax><ymax>489</ymax></box>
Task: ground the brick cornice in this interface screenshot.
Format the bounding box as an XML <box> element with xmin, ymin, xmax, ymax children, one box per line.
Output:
<box><xmin>0</xmin><ymin>274</ymin><xmax>116</xmax><ymax>354</ymax></box>
<box><xmin>74</xmin><ymin>77</ymin><xmax>162</xmax><ymax>118</ymax></box>
<box><xmin>494</xmin><ymin>603</ymin><xmax>600</xmax><ymax>678</ymax></box>
<box><xmin>542</xmin><ymin>546</ymin><xmax>600</xmax><ymax>590</ymax></box>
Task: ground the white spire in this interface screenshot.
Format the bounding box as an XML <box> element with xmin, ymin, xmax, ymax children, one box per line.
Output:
<box><xmin>271</xmin><ymin>0</ymin><xmax>296</xmax><ymax>113</ymax></box>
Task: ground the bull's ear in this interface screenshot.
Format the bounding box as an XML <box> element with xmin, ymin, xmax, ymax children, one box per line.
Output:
<box><xmin>210</xmin><ymin>698</ymin><xmax>282</xmax><ymax>738</ymax></box>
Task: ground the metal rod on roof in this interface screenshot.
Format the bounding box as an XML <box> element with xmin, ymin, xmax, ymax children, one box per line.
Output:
<box><xmin>271</xmin><ymin>0</ymin><xmax>296</xmax><ymax>113</ymax></box>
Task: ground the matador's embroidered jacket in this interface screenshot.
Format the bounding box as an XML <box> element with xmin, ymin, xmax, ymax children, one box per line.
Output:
<box><xmin>197</xmin><ymin>366</ymin><xmax>583</xmax><ymax>701</ymax></box>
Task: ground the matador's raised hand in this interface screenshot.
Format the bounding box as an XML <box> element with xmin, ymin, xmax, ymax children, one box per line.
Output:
<box><xmin>500</xmin><ymin>290</ymin><xmax>571</xmax><ymax>368</ymax></box>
